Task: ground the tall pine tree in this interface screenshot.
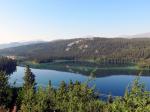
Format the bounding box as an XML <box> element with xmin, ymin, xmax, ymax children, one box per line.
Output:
<box><xmin>0</xmin><ymin>71</ymin><xmax>12</xmax><ymax>107</ymax></box>
<box><xmin>20</xmin><ymin>65</ymin><xmax>36</xmax><ymax>112</ymax></box>
<box><xmin>23</xmin><ymin>65</ymin><xmax>36</xmax><ymax>90</ymax></box>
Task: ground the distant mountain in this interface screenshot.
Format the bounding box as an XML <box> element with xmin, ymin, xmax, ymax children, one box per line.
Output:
<box><xmin>131</xmin><ymin>32</ymin><xmax>150</xmax><ymax>38</ymax></box>
<box><xmin>120</xmin><ymin>32</ymin><xmax>150</xmax><ymax>38</ymax></box>
<box><xmin>0</xmin><ymin>37</ymin><xmax>150</xmax><ymax>62</ymax></box>
<box><xmin>0</xmin><ymin>41</ymin><xmax>45</xmax><ymax>49</ymax></box>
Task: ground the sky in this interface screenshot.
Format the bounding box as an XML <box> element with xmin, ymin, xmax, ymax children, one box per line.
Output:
<box><xmin>0</xmin><ymin>0</ymin><xmax>150</xmax><ymax>44</ymax></box>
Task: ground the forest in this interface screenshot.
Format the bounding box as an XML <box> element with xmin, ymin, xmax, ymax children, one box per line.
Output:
<box><xmin>0</xmin><ymin>64</ymin><xmax>150</xmax><ymax>112</ymax></box>
<box><xmin>1</xmin><ymin>0</ymin><xmax>150</xmax><ymax>111</ymax></box>
<box><xmin>0</xmin><ymin>56</ymin><xmax>17</xmax><ymax>74</ymax></box>
<box><xmin>0</xmin><ymin>38</ymin><xmax>150</xmax><ymax>111</ymax></box>
<box><xmin>0</xmin><ymin>38</ymin><xmax>150</xmax><ymax>68</ymax></box>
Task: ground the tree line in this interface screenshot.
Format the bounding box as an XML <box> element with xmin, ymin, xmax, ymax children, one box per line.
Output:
<box><xmin>0</xmin><ymin>38</ymin><xmax>150</xmax><ymax>65</ymax></box>
<box><xmin>0</xmin><ymin>65</ymin><xmax>150</xmax><ymax>112</ymax></box>
<box><xmin>0</xmin><ymin>56</ymin><xmax>17</xmax><ymax>74</ymax></box>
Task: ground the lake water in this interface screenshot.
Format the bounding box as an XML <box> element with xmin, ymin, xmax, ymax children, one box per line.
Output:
<box><xmin>9</xmin><ymin>66</ymin><xmax>150</xmax><ymax>97</ymax></box>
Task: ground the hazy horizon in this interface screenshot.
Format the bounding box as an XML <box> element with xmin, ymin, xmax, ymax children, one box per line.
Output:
<box><xmin>0</xmin><ymin>0</ymin><xmax>150</xmax><ymax>44</ymax></box>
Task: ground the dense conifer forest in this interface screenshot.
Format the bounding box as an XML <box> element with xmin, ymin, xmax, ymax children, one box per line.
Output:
<box><xmin>1</xmin><ymin>0</ymin><xmax>150</xmax><ymax>111</ymax></box>
<box><xmin>0</xmin><ymin>38</ymin><xmax>150</xmax><ymax>64</ymax></box>
<box><xmin>0</xmin><ymin>56</ymin><xmax>17</xmax><ymax>74</ymax></box>
<box><xmin>0</xmin><ymin>38</ymin><xmax>150</xmax><ymax>111</ymax></box>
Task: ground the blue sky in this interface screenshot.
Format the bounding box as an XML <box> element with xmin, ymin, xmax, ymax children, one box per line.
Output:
<box><xmin>0</xmin><ymin>0</ymin><xmax>150</xmax><ymax>43</ymax></box>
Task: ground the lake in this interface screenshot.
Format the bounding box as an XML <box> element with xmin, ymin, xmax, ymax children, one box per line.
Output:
<box><xmin>9</xmin><ymin>66</ymin><xmax>150</xmax><ymax>97</ymax></box>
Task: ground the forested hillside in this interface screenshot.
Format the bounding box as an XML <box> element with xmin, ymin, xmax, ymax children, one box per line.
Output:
<box><xmin>0</xmin><ymin>38</ymin><xmax>150</xmax><ymax>63</ymax></box>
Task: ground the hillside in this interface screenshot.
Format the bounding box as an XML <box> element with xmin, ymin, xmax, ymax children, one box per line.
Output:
<box><xmin>0</xmin><ymin>37</ymin><xmax>150</xmax><ymax>63</ymax></box>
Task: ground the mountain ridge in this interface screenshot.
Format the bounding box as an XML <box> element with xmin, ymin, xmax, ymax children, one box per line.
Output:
<box><xmin>0</xmin><ymin>41</ymin><xmax>45</xmax><ymax>49</ymax></box>
<box><xmin>119</xmin><ymin>32</ymin><xmax>150</xmax><ymax>38</ymax></box>
<box><xmin>0</xmin><ymin>37</ymin><xmax>150</xmax><ymax>62</ymax></box>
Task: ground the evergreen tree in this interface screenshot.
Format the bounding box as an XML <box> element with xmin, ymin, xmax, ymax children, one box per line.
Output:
<box><xmin>108</xmin><ymin>78</ymin><xmax>150</xmax><ymax>112</ymax></box>
<box><xmin>23</xmin><ymin>65</ymin><xmax>36</xmax><ymax>90</ymax></box>
<box><xmin>0</xmin><ymin>71</ymin><xmax>12</xmax><ymax>108</ymax></box>
<box><xmin>20</xmin><ymin>86</ymin><xmax>36</xmax><ymax>112</ymax></box>
<box><xmin>19</xmin><ymin>66</ymin><xmax>36</xmax><ymax>112</ymax></box>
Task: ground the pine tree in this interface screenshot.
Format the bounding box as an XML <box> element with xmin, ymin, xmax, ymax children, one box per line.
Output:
<box><xmin>19</xmin><ymin>66</ymin><xmax>36</xmax><ymax>112</ymax></box>
<box><xmin>20</xmin><ymin>87</ymin><xmax>36</xmax><ymax>112</ymax></box>
<box><xmin>23</xmin><ymin>65</ymin><xmax>36</xmax><ymax>90</ymax></box>
<box><xmin>0</xmin><ymin>71</ymin><xmax>12</xmax><ymax>108</ymax></box>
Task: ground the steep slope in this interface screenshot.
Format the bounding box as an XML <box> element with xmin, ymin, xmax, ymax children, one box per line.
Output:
<box><xmin>0</xmin><ymin>38</ymin><xmax>150</xmax><ymax>62</ymax></box>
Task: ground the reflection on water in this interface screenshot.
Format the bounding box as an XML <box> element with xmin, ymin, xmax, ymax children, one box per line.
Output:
<box><xmin>9</xmin><ymin>66</ymin><xmax>150</xmax><ymax>97</ymax></box>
